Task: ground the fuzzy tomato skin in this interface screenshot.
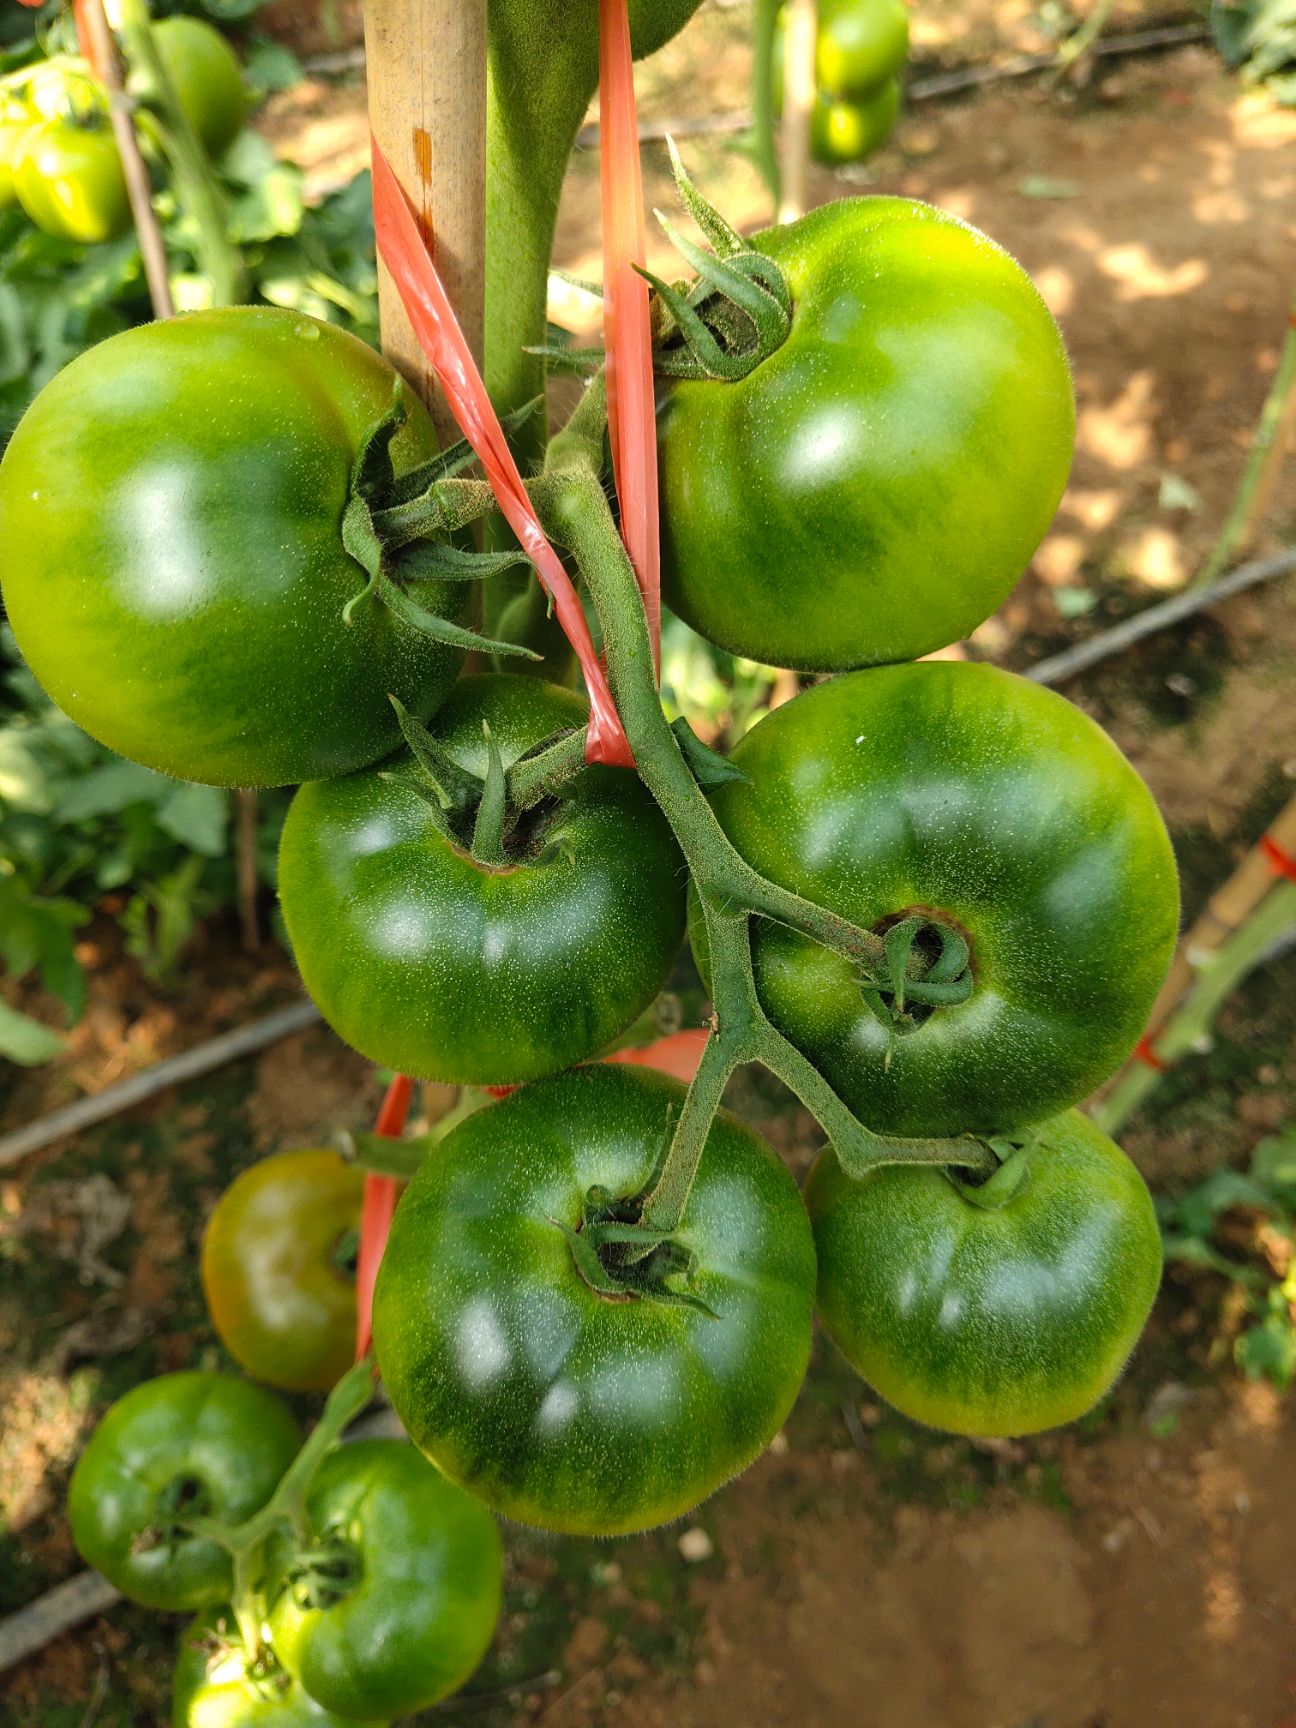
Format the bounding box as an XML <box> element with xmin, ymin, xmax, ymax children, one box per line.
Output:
<box><xmin>806</xmin><ymin>1110</ymin><xmax>1163</xmax><ymax>1436</ymax></box>
<box><xmin>0</xmin><ymin>308</ymin><xmax>463</xmax><ymax>787</ymax></box>
<box><xmin>692</xmin><ymin>662</ymin><xmax>1179</xmax><ymax>1137</ymax></box>
<box><xmin>657</xmin><ymin>198</ymin><xmax>1075</xmax><ymax>670</ymax></box>
<box><xmin>201</xmin><ymin>1149</ymin><xmax>364</xmax><ymax>1394</ymax></box>
<box><xmin>267</xmin><ymin>1440</ymin><xmax>502</xmax><ymax>1720</ymax></box>
<box><xmin>372</xmin><ymin>1065</ymin><xmax>816</xmax><ymax>1536</ymax></box>
<box><xmin>68</xmin><ymin>1373</ymin><xmax>300</xmax><ymax>1611</ymax></box>
<box><xmin>278</xmin><ymin>677</ymin><xmax>686</xmax><ymax>1086</ymax></box>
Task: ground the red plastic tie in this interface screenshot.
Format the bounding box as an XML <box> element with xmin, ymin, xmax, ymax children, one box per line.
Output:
<box><xmin>72</xmin><ymin>0</ymin><xmax>110</xmax><ymax>79</ymax></box>
<box><xmin>369</xmin><ymin>139</ymin><xmax>633</xmax><ymax>768</ymax></box>
<box><xmin>353</xmin><ymin>1072</ymin><xmax>415</xmax><ymax>1362</ymax></box>
<box><xmin>1133</xmin><ymin>1035</ymin><xmax>1166</xmax><ymax>1073</ymax></box>
<box><xmin>1260</xmin><ymin>834</ymin><xmax>1296</xmax><ymax>884</ymax></box>
<box><xmin>598</xmin><ymin>0</ymin><xmax>662</xmax><ymax>672</ymax></box>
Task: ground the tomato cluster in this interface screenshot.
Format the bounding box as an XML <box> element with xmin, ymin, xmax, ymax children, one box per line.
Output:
<box><xmin>12</xmin><ymin>116</ymin><xmax>1180</xmax><ymax>1700</ymax></box>
<box><xmin>772</xmin><ymin>0</ymin><xmax>909</xmax><ymax>165</ymax></box>
<box><xmin>68</xmin><ymin>1374</ymin><xmax>503</xmax><ymax>1723</ymax></box>
<box><xmin>0</xmin><ymin>19</ymin><xmax>246</xmax><ymax>244</ymax></box>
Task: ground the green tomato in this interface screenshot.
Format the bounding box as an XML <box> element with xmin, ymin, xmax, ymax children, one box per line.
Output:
<box><xmin>806</xmin><ymin>1110</ymin><xmax>1163</xmax><ymax>1436</ymax></box>
<box><xmin>811</xmin><ymin>78</ymin><xmax>901</xmax><ymax>165</ymax></box>
<box><xmin>151</xmin><ymin>16</ymin><xmax>249</xmax><ymax>158</ymax></box>
<box><xmin>657</xmin><ymin>197</ymin><xmax>1075</xmax><ymax>670</ymax></box>
<box><xmin>172</xmin><ymin>1610</ymin><xmax>386</xmax><ymax>1728</ymax></box>
<box><xmin>0</xmin><ymin>104</ymin><xmax>30</xmax><ymax>209</ymax></box>
<box><xmin>692</xmin><ymin>663</ymin><xmax>1179</xmax><ymax>1138</ymax></box>
<box><xmin>0</xmin><ymin>308</ymin><xmax>464</xmax><ymax>787</ymax></box>
<box><xmin>201</xmin><ymin>1150</ymin><xmax>364</xmax><ymax>1395</ymax></box>
<box><xmin>267</xmin><ymin>1440</ymin><xmax>502</xmax><ymax>1720</ymax></box>
<box><xmin>278</xmin><ymin>676</ymin><xmax>686</xmax><ymax>1086</ymax></box>
<box><xmin>814</xmin><ymin>0</ymin><xmax>909</xmax><ymax>99</ymax></box>
<box><xmin>68</xmin><ymin>1373</ymin><xmax>301</xmax><ymax>1612</ymax></box>
<box><xmin>372</xmin><ymin>1064</ymin><xmax>816</xmax><ymax>1536</ymax></box>
<box><xmin>772</xmin><ymin>0</ymin><xmax>908</xmax><ymax>106</ymax></box>
<box><xmin>12</xmin><ymin>117</ymin><xmax>129</xmax><ymax>244</ymax></box>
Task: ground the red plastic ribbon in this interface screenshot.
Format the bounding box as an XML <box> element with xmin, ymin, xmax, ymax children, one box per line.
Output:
<box><xmin>369</xmin><ymin>140</ymin><xmax>633</xmax><ymax>768</ymax></box>
<box><xmin>1260</xmin><ymin>834</ymin><xmax>1296</xmax><ymax>884</ymax></box>
<box><xmin>1132</xmin><ymin>1035</ymin><xmax>1166</xmax><ymax>1074</ymax></box>
<box><xmin>603</xmin><ymin>1027</ymin><xmax>709</xmax><ymax>1082</ymax></box>
<box><xmin>483</xmin><ymin>1027</ymin><xmax>709</xmax><ymax>1100</ymax></box>
<box><xmin>353</xmin><ymin>1073</ymin><xmax>415</xmax><ymax>1362</ymax></box>
<box><xmin>598</xmin><ymin>0</ymin><xmax>662</xmax><ymax>671</ymax></box>
<box><xmin>72</xmin><ymin>0</ymin><xmax>110</xmax><ymax>79</ymax></box>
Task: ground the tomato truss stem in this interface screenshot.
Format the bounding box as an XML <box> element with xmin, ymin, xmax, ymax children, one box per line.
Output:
<box><xmin>529</xmin><ymin>450</ymin><xmax>998</xmax><ymax>1239</ymax></box>
<box><xmin>175</xmin><ymin>1358</ymin><xmax>376</xmax><ymax>1664</ymax></box>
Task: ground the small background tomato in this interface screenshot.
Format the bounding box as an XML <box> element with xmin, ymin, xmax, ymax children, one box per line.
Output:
<box><xmin>812</xmin><ymin>0</ymin><xmax>909</xmax><ymax>100</ymax></box>
<box><xmin>268</xmin><ymin>1440</ymin><xmax>502</xmax><ymax>1720</ymax></box>
<box><xmin>806</xmin><ymin>1110</ymin><xmax>1164</xmax><ymax>1436</ymax></box>
<box><xmin>373</xmin><ymin>1064</ymin><xmax>816</xmax><ymax>1536</ymax></box>
<box><xmin>13</xmin><ymin>118</ymin><xmax>129</xmax><ymax>244</ymax></box>
<box><xmin>695</xmin><ymin>662</ymin><xmax>1179</xmax><ymax>1137</ymax></box>
<box><xmin>201</xmin><ymin>1149</ymin><xmax>363</xmax><ymax>1394</ymax></box>
<box><xmin>68</xmin><ymin>1372</ymin><xmax>300</xmax><ymax>1611</ymax></box>
<box><xmin>811</xmin><ymin>78</ymin><xmax>901</xmax><ymax>165</ymax></box>
<box><xmin>172</xmin><ymin>1610</ymin><xmax>385</xmax><ymax>1728</ymax></box>
<box><xmin>151</xmin><ymin>16</ymin><xmax>248</xmax><ymax>158</ymax></box>
<box><xmin>279</xmin><ymin>676</ymin><xmax>686</xmax><ymax>1085</ymax></box>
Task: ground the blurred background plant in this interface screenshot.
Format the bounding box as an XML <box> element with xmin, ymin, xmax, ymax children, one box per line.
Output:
<box><xmin>1211</xmin><ymin>0</ymin><xmax>1296</xmax><ymax>107</ymax></box>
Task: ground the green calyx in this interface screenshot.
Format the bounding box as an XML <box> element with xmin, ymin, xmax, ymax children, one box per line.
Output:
<box><xmin>859</xmin><ymin>914</ymin><xmax>975</xmax><ymax>1037</ymax></box>
<box><xmin>950</xmin><ymin>1136</ymin><xmax>1036</xmax><ymax>1211</ymax></box>
<box><xmin>556</xmin><ymin>1183</ymin><xmax>718</xmax><ymax>1317</ymax></box>
<box><xmin>283</xmin><ymin>1533</ymin><xmax>362</xmax><ymax>1612</ymax></box>
<box><xmin>646</xmin><ymin>141</ymin><xmax>793</xmax><ymax>384</ymax></box>
<box><xmin>386</xmin><ymin>697</ymin><xmax>585</xmax><ymax>872</ymax></box>
<box><xmin>139</xmin><ymin>1473</ymin><xmax>210</xmax><ymax>1556</ymax></box>
<box><xmin>340</xmin><ymin>387</ymin><xmax>544</xmax><ymax>662</ymax></box>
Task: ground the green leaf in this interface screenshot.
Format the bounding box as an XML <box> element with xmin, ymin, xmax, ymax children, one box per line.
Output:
<box><xmin>241</xmin><ymin>38</ymin><xmax>303</xmax><ymax>96</ymax></box>
<box><xmin>1236</xmin><ymin>1310</ymin><xmax>1296</xmax><ymax>1386</ymax></box>
<box><xmin>155</xmin><ymin>784</ymin><xmax>230</xmax><ymax>858</ymax></box>
<box><xmin>0</xmin><ymin>998</ymin><xmax>63</xmax><ymax>1066</ymax></box>
<box><xmin>54</xmin><ymin>760</ymin><xmax>169</xmax><ymax>822</ymax></box>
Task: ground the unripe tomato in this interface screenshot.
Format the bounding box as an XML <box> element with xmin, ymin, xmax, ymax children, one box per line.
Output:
<box><xmin>658</xmin><ymin>198</ymin><xmax>1075</xmax><ymax>670</ymax></box>
<box><xmin>0</xmin><ymin>96</ymin><xmax>31</xmax><ymax>210</ymax></box>
<box><xmin>151</xmin><ymin>16</ymin><xmax>248</xmax><ymax>158</ymax></box>
<box><xmin>811</xmin><ymin>77</ymin><xmax>901</xmax><ymax>164</ymax></box>
<box><xmin>374</xmin><ymin>1065</ymin><xmax>816</xmax><ymax>1536</ymax></box>
<box><xmin>201</xmin><ymin>1149</ymin><xmax>364</xmax><ymax>1394</ymax></box>
<box><xmin>807</xmin><ymin>1110</ymin><xmax>1163</xmax><ymax>1437</ymax></box>
<box><xmin>0</xmin><ymin>308</ymin><xmax>464</xmax><ymax>787</ymax></box>
<box><xmin>774</xmin><ymin>0</ymin><xmax>909</xmax><ymax>105</ymax></box>
<box><xmin>279</xmin><ymin>677</ymin><xmax>687</xmax><ymax>1086</ymax></box>
<box><xmin>172</xmin><ymin>1611</ymin><xmax>384</xmax><ymax>1728</ymax></box>
<box><xmin>267</xmin><ymin>1441</ymin><xmax>502</xmax><ymax>1719</ymax></box>
<box><xmin>814</xmin><ymin>0</ymin><xmax>909</xmax><ymax>100</ymax></box>
<box><xmin>68</xmin><ymin>1373</ymin><xmax>301</xmax><ymax>1611</ymax></box>
<box><xmin>693</xmin><ymin>662</ymin><xmax>1179</xmax><ymax>1138</ymax></box>
<box><xmin>12</xmin><ymin>118</ymin><xmax>129</xmax><ymax>244</ymax></box>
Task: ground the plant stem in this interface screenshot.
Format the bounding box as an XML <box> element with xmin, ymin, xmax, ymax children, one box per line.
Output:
<box><xmin>114</xmin><ymin>0</ymin><xmax>246</xmax><ymax>306</ymax></box>
<box><xmin>181</xmin><ymin>1359</ymin><xmax>376</xmax><ymax>1660</ymax></box>
<box><xmin>507</xmin><ymin>726</ymin><xmax>590</xmax><ymax>808</ymax></box>
<box><xmin>1191</xmin><ymin>294</ymin><xmax>1296</xmax><ymax>590</ymax></box>
<box><xmin>1092</xmin><ymin>880</ymin><xmax>1296</xmax><ymax>1136</ymax></box>
<box><xmin>750</xmin><ymin>0</ymin><xmax>783</xmax><ymax>205</ymax></box>
<box><xmin>532</xmin><ymin>456</ymin><xmax>996</xmax><ymax>1225</ymax></box>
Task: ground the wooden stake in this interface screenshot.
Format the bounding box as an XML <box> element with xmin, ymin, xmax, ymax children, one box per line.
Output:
<box><xmin>778</xmin><ymin>0</ymin><xmax>817</xmax><ymax>224</ymax></box>
<box><xmin>78</xmin><ymin>0</ymin><xmax>174</xmax><ymax>318</ymax></box>
<box><xmin>362</xmin><ymin>0</ymin><xmax>488</xmax><ymax>433</ymax></box>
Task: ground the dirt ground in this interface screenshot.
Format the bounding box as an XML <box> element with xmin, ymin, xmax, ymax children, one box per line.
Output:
<box><xmin>3</xmin><ymin>5</ymin><xmax>1296</xmax><ymax>1728</ymax></box>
